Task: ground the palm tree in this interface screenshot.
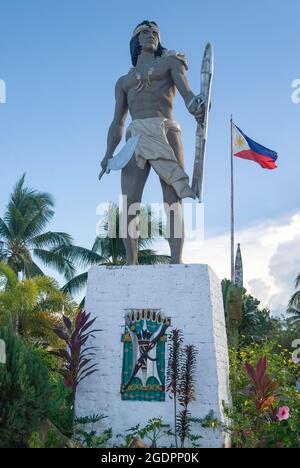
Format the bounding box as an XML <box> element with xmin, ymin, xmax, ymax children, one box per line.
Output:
<box><xmin>289</xmin><ymin>274</ymin><xmax>300</xmax><ymax>309</ymax></box>
<box><xmin>221</xmin><ymin>279</ymin><xmax>281</xmax><ymax>348</ymax></box>
<box><xmin>62</xmin><ymin>203</ymin><xmax>170</xmax><ymax>298</ymax></box>
<box><xmin>287</xmin><ymin>306</ymin><xmax>300</xmax><ymax>325</ymax></box>
<box><xmin>0</xmin><ymin>175</ymin><xmax>79</xmax><ymax>279</ymax></box>
<box><xmin>0</xmin><ymin>262</ymin><xmax>76</xmax><ymax>344</ymax></box>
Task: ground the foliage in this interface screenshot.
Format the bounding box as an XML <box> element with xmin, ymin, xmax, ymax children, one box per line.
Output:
<box><xmin>47</xmin><ymin>377</ymin><xmax>73</xmax><ymax>437</ymax></box>
<box><xmin>244</xmin><ymin>357</ymin><xmax>280</xmax><ymax>426</ymax></box>
<box><xmin>75</xmin><ymin>414</ymin><xmax>112</xmax><ymax>448</ymax></box>
<box><xmin>176</xmin><ymin>345</ymin><xmax>197</xmax><ymax>448</ymax></box>
<box><xmin>0</xmin><ymin>175</ymin><xmax>78</xmax><ymax>279</ymax></box>
<box><xmin>289</xmin><ymin>273</ymin><xmax>300</xmax><ymax>310</ymax></box>
<box><xmin>33</xmin><ymin>345</ymin><xmax>61</xmax><ymax>378</ymax></box>
<box><xmin>191</xmin><ymin>410</ymin><xmax>219</xmax><ymax>429</ymax></box>
<box><xmin>166</xmin><ymin>328</ymin><xmax>183</xmax><ymax>448</ymax></box>
<box><xmin>222</xmin><ymin>279</ymin><xmax>282</xmax><ymax>349</ymax></box>
<box><xmin>224</xmin><ymin>342</ymin><xmax>300</xmax><ymax>448</ymax></box>
<box><xmin>287</xmin><ymin>306</ymin><xmax>300</xmax><ymax>325</ymax></box>
<box><xmin>0</xmin><ymin>325</ymin><xmax>51</xmax><ymax>448</ymax></box>
<box><xmin>222</xmin><ymin>279</ymin><xmax>245</xmax><ymax>348</ymax></box>
<box><xmin>33</xmin><ymin>346</ymin><xmax>74</xmax><ymax>437</ymax></box>
<box><xmin>44</xmin><ymin>427</ymin><xmax>65</xmax><ymax>448</ymax></box>
<box><xmin>166</xmin><ymin>330</ymin><xmax>198</xmax><ymax>448</ymax></box>
<box><xmin>0</xmin><ymin>263</ymin><xmax>76</xmax><ymax>343</ymax></box>
<box><xmin>167</xmin><ymin>329</ymin><xmax>183</xmax><ymax>397</ymax></box>
<box><xmin>28</xmin><ymin>425</ymin><xmax>71</xmax><ymax>449</ymax></box>
<box><xmin>240</xmin><ymin>296</ymin><xmax>281</xmax><ymax>346</ymax></box>
<box><xmin>51</xmin><ymin>310</ymin><xmax>101</xmax><ymax>436</ymax></box>
<box><xmin>51</xmin><ymin>311</ymin><xmax>100</xmax><ymax>394</ymax></box>
<box><xmin>28</xmin><ymin>432</ymin><xmax>43</xmax><ymax>449</ymax></box>
<box><xmin>121</xmin><ymin>418</ymin><xmax>173</xmax><ymax>448</ymax></box>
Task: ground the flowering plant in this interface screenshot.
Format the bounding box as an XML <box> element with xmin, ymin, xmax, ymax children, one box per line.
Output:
<box><xmin>223</xmin><ymin>342</ymin><xmax>300</xmax><ymax>448</ymax></box>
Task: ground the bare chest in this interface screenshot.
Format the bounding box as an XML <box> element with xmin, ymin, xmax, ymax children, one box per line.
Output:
<box><xmin>123</xmin><ymin>59</ymin><xmax>173</xmax><ymax>96</ymax></box>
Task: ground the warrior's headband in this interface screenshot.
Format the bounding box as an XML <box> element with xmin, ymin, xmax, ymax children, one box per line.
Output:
<box><xmin>132</xmin><ymin>23</ymin><xmax>160</xmax><ymax>40</ymax></box>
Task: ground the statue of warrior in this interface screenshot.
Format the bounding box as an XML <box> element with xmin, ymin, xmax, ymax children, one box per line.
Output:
<box><xmin>100</xmin><ymin>20</ymin><xmax>205</xmax><ymax>265</ymax></box>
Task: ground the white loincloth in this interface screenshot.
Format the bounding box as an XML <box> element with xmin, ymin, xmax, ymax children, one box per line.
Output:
<box><xmin>126</xmin><ymin>117</ymin><xmax>195</xmax><ymax>200</ymax></box>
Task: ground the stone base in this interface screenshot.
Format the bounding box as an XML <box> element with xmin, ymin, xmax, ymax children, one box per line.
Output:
<box><xmin>76</xmin><ymin>264</ymin><xmax>231</xmax><ymax>448</ymax></box>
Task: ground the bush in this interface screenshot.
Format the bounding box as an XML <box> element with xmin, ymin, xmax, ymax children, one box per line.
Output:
<box><xmin>47</xmin><ymin>376</ymin><xmax>73</xmax><ymax>437</ymax></box>
<box><xmin>225</xmin><ymin>342</ymin><xmax>300</xmax><ymax>448</ymax></box>
<box><xmin>0</xmin><ymin>325</ymin><xmax>51</xmax><ymax>447</ymax></box>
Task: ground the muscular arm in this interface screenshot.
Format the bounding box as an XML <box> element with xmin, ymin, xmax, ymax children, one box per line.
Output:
<box><xmin>101</xmin><ymin>77</ymin><xmax>128</xmax><ymax>169</ymax></box>
<box><xmin>169</xmin><ymin>56</ymin><xmax>204</xmax><ymax>122</ymax></box>
<box><xmin>169</xmin><ymin>57</ymin><xmax>195</xmax><ymax>108</ymax></box>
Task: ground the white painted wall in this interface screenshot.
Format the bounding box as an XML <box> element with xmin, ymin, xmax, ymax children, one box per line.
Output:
<box><xmin>76</xmin><ymin>264</ymin><xmax>231</xmax><ymax>448</ymax></box>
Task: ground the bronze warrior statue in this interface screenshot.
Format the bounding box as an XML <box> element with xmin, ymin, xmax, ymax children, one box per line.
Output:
<box><xmin>100</xmin><ymin>20</ymin><xmax>206</xmax><ymax>265</ymax></box>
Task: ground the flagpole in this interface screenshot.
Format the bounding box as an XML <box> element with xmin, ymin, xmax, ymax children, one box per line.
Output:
<box><xmin>230</xmin><ymin>115</ymin><xmax>235</xmax><ymax>282</ymax></box>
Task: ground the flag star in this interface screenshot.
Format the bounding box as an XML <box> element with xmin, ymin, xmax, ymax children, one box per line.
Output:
<box><xmin>236</xmin><ymin>135</ymin><xmax>244</xmax><ymax>147</ymax></box>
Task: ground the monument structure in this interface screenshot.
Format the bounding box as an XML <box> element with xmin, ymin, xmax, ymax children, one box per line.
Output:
<box><xmin>76</xmin><ymin>21</ymin><xmax>231</xmax><ymax>448</ymax></box>
<box><xmin>234</xmin><ymin>243</ymin><xmax>244</xmax><ymax>288</ymax></box>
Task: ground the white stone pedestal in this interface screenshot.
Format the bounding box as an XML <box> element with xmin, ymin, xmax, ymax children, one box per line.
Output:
<box><xmin>76</xmin><ymin>264</ymin><xmax>231</xmax><ymax>448</ymax></box>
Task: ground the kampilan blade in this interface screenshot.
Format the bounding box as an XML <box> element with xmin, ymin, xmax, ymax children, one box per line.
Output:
<box><xmin>191</xmin><ymin>43</ymin><xmax>214</xmax><ymax>202</ymax></box>
<box><xmin>107</xmin><ymin>134</ymin><xmax>140</xmax><ymax>171</ymax></box>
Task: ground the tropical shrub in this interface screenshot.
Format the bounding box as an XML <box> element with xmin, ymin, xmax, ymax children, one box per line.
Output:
<box><xmin>0</xmin><ymin>263</ymin><xmax>76</xmax><ymax>344</ymax></box>
<box><xmin>176</xmin><ymin>345</ymin><xmax>198</xmax><ymax>448</ymax></box>
<box><xmin>166</xmin><ymin>329</ymin><xmax>198</xmax><ymax>448</ymax></box>
<box><xmin>0</xmin><ymin>325</ymin><xmax>51</xmax><ymax>447</ymax></box>
<box><xmin>47</xmin><ymin>376</ymin><xmax>73</xmax><ymax>437</ymax></box>
<box><xmin>222</xmin><ymin>279</ymin><xmax>281</xmax><ymax>349</ymax></box>
<box><xmin>225</xmin><ymin>342</ymin><xmax>300</xmax><ymax>448</ymax></box>
<box><xmin>118</xmin><ymin>418</ymin><xmax>173</xmax><ymax>448</ymax></box>
<box><xmin>75</xmin><ymin>414</ymin><xmax>112</xmax><ymax>448</ymax></box>
<box><xmin>51</xmin><ymin>310</ymin><xmax>101</xmax><ymax>434</ymax></box>
<box><xmin>167</xmin><ymin>328</ymin><xmax>183</xmax><ymax>448</ymax></box>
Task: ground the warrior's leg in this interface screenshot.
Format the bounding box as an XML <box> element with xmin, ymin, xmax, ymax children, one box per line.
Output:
<box><xmin>121</xmin><ymin>154</ymin><xmax>151</xmax><ymax>265</ymax></box>
<box><xmin>160</xmin><ymin>179</ymin><xmax>184</xmax><ymax>264</ymax></box>
<box><xmin>160</xmin><ymin>127</ymin><xmax>186</xmax><ymax>264</ymax></box>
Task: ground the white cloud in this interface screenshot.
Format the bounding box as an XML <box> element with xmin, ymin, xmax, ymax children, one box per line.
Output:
<box><xmin>247</xmin><ymin>278</ymin><xmax>271</xmax><ymax>306</ymax></box>
<box><xmin>158</xmin><ymin>210</ymin><xmax>300</xmax><ymax>314</ymax></box>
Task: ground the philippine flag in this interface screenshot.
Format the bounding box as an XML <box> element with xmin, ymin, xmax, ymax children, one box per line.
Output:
<box><xmin>232</xmin><ymin>123</ymin><xmax>278</xmax><ymax>170</ymax></box>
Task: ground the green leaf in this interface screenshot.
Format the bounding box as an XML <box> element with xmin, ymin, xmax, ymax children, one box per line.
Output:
<box><xmin>30</xmin><ymin>231</ymin><xmax>73</xmax><ymax>249</ymax></box>
<box><xmin>33</xmin><ymin>248</ymin><xmax>76</xmax><ymax>280</ymax></box>
<box><xmin>62</xmin><ymin>272</ymin><xmax>89</xmax><ymax>296</ymax></box>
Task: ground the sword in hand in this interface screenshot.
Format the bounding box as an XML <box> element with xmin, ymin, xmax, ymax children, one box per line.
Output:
<box><xmin>190</xmin><ymin>43</ymin><xmax>214</xmax><ymax>202</ymax></box>
<box><xmin>98</xmin><ymin>135</ymin><xmax>141</xmax><ymax>182</ymax></box>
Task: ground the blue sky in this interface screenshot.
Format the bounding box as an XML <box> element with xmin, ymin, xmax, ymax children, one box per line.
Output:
<box><xmin>0</xmin><ymin>0</ymin><xmax>299</xmax><ymax>304</ymax></box>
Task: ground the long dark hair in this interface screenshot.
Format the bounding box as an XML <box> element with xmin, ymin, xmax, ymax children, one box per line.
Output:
<box><xmin>130</xmin><ymin>20</ymin><xmax>166</xmax><ymax>67</ymax></box>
